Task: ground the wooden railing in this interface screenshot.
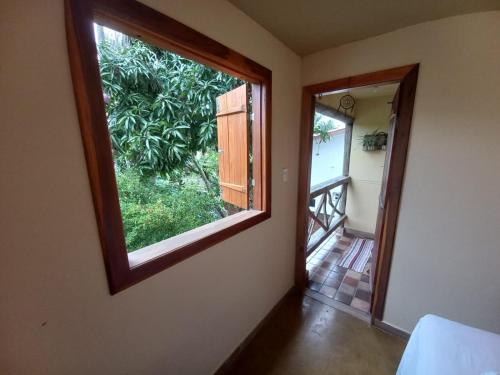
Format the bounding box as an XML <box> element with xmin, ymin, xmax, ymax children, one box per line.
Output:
<box><xmin>307</xmin><ymin>175</ymin><xmax>350</xmax><ymax>256</ymax></box>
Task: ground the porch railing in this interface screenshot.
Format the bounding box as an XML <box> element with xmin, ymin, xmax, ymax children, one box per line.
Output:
<box><xmin>307</xmin><ymin>175</ymin><xmax>350</xmax><ymax>256</ymax></box>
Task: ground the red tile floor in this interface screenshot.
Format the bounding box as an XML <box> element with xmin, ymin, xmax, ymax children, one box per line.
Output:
<box><xmin>306</xmin><ymin>230</ymin><xmax>372</xmax><ymax>314</ymax></box>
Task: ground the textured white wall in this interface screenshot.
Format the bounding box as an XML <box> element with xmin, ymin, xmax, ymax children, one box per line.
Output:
<box><xmin>303</xmin><ymin>11</ymin><xmax>500</xmax><ymax>333</ymax></box>
<box><xmin>0</xmin><ymin>1</ymin><xmax>300</xmax><ymax>374</ymax></box>
<box><xmin>310</xmin><ymin>131</ymin><xmax>345</xmax><ymax>186</ymax></box>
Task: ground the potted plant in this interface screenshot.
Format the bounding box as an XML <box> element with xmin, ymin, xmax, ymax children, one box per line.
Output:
<box><xmin>360</xmin><ymin>130</ymin><xmax>388</xmax><ymax>151</ymax></box>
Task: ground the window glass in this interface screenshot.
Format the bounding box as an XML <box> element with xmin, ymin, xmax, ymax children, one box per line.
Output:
<box><xmin>93</xmin><ymin>24</ymin><xmax>253</xmax><ymax>252</ymax></box>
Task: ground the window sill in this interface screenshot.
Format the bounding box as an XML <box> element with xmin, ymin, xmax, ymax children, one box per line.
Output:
<box><xmin>128</xmin><ymin>209</ymin><xmax>267</xmax><ymax>268</ymax></box>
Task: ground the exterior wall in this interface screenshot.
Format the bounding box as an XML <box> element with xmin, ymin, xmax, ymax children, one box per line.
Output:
<box><xmin>310</xmin><ymin>129</ymin><xmax>345</xmax><ymax>186</ymax></box>
<box><xmin>303</xmin><ymin>11</ymin><xmax>500</xmax><ymax>334</ymax></box>
<box><xmin>0</xmin><ymin>1</ymin><xmax>301</xmax><ymax>374</ymax></box>
<box><xmin>345</xmin><ymin>95</ymin><xmax>393</xmax><ymax>234</ymax></box>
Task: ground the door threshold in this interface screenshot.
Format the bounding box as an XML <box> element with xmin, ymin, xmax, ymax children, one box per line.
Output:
<box><xmin>304</xmin><ymin>288</ymin><xmax>371</xmax><ymax>323</ymax></box>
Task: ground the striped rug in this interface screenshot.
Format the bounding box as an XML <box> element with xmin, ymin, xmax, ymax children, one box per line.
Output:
<box><xmin>338</xmin><ymin>238</ymin><xmax>374</xmax><ymax>273</ymax></box>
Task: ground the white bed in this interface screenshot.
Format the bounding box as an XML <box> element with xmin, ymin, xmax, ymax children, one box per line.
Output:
<box><xmin>397</xmin><ymin>314</ymin><xmax>500</xmax><ymax>375</ymax></box>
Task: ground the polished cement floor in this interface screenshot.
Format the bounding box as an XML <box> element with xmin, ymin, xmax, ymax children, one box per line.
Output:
<box><xmin>224</xmin><ymin>292</ymin><xmax>406</xmax><ymax>375</ymax></box>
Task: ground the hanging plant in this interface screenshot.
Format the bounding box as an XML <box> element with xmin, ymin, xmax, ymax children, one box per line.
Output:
<box><xmin>360</xmin><ymin>130</ymin><xmax>388</xmax><ymax>151</ymax></box>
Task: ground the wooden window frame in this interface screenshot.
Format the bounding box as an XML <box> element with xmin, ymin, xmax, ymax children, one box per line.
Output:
<box><xmin>65</xmin><ymin>0</ymin><xmax>271</xmax><ymax>294</ymax></box>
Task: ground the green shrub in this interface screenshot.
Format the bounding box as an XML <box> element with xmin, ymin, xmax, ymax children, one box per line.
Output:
<box><xmin>116</xmin><ymin>170</ymin><xmax>221</xmax><ymax>252</ymax></box>
<box><xmin>95</xmin><ymin>29</ymin><xmax>243</xmax><ymax>251</ymax></box>
<box><xmin>97</xmin><ymin>36</ymin><xmax>242</xmax><ymax>177</ymax></box>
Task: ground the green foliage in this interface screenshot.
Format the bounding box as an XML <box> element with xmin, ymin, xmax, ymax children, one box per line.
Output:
<box><xmin>117</xmin><ymin>170</ymin><xmax>221</xmax><ymax>252</ymax></box>
<box><xmin>97</xmin><ymin>37</ymin><xmax>242</xmax><ymax>177</ymax></box>
<box><xmin>359</xmin><ymin>129</ymin><xmax>388</xmax><ymax>151</ymax></box>
<box><xmin>94</xmin><ymin>30</ymin><xmax>247</xmax><ymax>250</ymax></box>
<box><xmin>313</xmin><ymin>113</ymin><xmax>335</xmax><ymax>144</ymax></box>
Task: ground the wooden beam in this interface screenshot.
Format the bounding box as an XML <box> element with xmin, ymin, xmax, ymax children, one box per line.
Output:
<box><xmin>338</xmin><ymin>118</ymin><xmax>353</xmax><ymax>217</ymax></box>
<box><xmin>310</xmin><ymin>176</ymin><xmax>350</xmax><ymax>198</ymax></box>
<box><xmin>251</xmin><ymin>83</ymin><xmax>263</xmax><ymax>211</ymax></box>
<box><xmin>91</xmin><ymin>0</ymin><xmax>271</xmax><ymax>83</ymax></box>
<box><xmin>304</xmin><ymin>64</ymin><xmax>416</xmax><ymax>95</ymax></box>
<box><xmin>216</xmin><ymin>104</ymin><xmax>246</xmax><ymax>117</ymax></box>
<box><xmin>315</xmin><ymin>102</ymin><xmax>354</xmax><ymax>123</ymax></box>
<box><xmin>308</xmin><ymin>211</ymin><xmax>328</xmax><ymax>232</ymax></box>
<box><xmin>342</xmin><ymin>120</ymin><xmax>353</xmax><ymax>176</ymax></box>
<box><xmin>294</xmin><ymin>89</ymin><xmax>315</xmax><ymax>289</ymax></box>
<box><xmin>219</xmin><ymin>182</ymin><xmax>247</xmax><ymax>193</ymax></box>
<box><xmin>306</xmin><ymin>215</ymin><xmax>347</xmax><ymax>256</ymax></box>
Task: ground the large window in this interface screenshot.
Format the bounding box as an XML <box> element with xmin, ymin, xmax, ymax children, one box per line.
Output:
<box><xmin>65</xmin><ymin>0</ymin><xmax>271</xmax><ymax>293</ymax></box>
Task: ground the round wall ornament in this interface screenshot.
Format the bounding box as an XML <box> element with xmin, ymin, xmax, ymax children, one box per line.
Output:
<box><xmin>337</xmin><ymin>94</ymin><xmax>355</xmax><ymax>114</ymax></box>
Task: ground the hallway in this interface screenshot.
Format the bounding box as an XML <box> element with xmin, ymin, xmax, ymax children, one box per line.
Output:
<box><xmin>221</xmin><ymin>292</ymin><xmax>406</xmax><ymax>374</ymax></box>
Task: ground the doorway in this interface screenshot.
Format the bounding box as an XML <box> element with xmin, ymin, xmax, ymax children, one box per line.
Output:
<box><xmin>295</xmin><ymin>65</ymin><xmax>419</xmax><ymax>323</ymax></box>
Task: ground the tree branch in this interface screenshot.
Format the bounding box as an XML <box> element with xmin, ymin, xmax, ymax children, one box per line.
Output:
<box><xmin>190</xmin><ymin>154</ymin><xmax>227</xmax><ymax>218</ymax></box>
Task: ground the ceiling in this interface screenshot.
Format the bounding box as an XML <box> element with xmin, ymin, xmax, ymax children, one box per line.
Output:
<box><xmin>229</xmin><ymin>0</ymin><xmax>500</xmax><ymax>55</ymax></box>
<box><xmin>321</xmin><ymin>83</ymin><xmax>399</xmax><ymax>100</ymax></box>
<box><xmin>317</xmin><ymin>83</ymin><xmax>398</xmax><ymax>119</ymax></box>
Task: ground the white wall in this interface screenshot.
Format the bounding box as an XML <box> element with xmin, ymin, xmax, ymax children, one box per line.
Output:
<box><xmin>0</xmin><ymin>1</ymin><xmax>300</xmax><ymax>374</ymax></box>
<box><xmin>303</xmin><ymin>11</ymin><xmax>500</xmax><ymax>333</ymax></box>
<box><xmin>310</xmin><ymin>130</ymin><xmax>345</xmax><ymax>186</ymax></box>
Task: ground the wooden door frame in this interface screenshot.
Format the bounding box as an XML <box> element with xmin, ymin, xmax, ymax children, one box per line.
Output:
<box><xmin>295</xmin><ymin>64</ymin><xmax>419</xmax><ymax>321</ymax></box>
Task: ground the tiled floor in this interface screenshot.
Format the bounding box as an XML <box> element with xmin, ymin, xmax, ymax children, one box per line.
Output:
<box><xmin>306</xmin><ymin>231</ymin><xmax>372</xmax><ymax>314</ymax></box>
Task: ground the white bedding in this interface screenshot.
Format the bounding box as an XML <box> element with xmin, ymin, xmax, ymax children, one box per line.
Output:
<box><xmin>397</xmin><ymin>314</ymin><xmax>500</xmax><ymax>375</ymax></box>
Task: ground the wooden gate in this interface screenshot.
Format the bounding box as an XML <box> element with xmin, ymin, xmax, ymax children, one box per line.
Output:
<box><xmin>216</xmin><ymin>84</ymin><xmax>249</xmax><ymax>209</ymax></box>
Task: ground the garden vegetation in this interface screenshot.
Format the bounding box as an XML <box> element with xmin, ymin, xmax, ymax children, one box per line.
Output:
<box><xmin>96</xmin><ymin>29</ymin><xmax>243</xmax><ymax>251</ymax></box>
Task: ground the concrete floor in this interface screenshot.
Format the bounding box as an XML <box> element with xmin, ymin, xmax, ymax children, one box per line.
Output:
<box><xmin>224</xmin><ymin>292</ymin><xmax>406</xmax><ymax>375</ymax></box>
